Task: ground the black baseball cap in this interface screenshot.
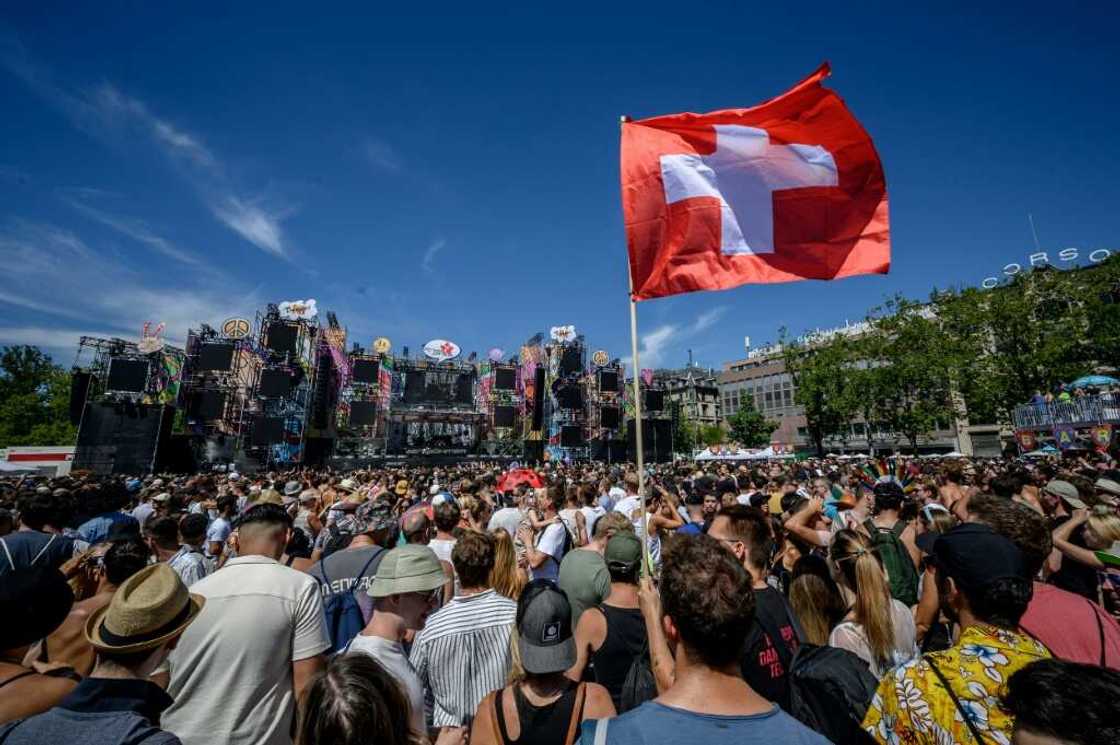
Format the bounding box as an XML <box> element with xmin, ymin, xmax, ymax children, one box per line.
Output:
<box><xmin>516</xmin><ymin>580</ymin><xmax>576</xmax><ymax>674</ymax></box>
<box><xmin>932</xmin><ymin>523</ymin><xmax>1030</xmax><ymax>592</ymax></box>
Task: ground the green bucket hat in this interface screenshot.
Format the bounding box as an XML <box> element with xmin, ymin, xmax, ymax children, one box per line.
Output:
<box><xmin>367</xmin><ymin>545</ymin><xmax>447</xmax><ymax>598</ymax></box>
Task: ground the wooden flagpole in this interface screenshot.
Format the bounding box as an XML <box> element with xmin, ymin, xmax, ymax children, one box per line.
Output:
<box><xmin>621</xmin><ymin>114</ymin><xmax>651</xmax><ymax>574</ymax></box>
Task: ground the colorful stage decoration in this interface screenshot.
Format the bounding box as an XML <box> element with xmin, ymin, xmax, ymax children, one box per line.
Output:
<box><xmin>1093</xmin><ymin>425</ymin><xmax>1113</xmax><ymax>452</ymax></box>
<box><xmin>423</xmin><ymin>339</ymin><xmax>461</xmax><ymax>362</ymax></box>
<box><xmin>137</xmin><ymin>322</ymin><xmax>165</xmax><ymax>354</ymax></box>
<box><xmin>279</xmin><ymin>299</ymin><xmax>318</xmax><ymax>321</ymax></box>
<box><xmin>1053</xmin><ymin>425</ymin><xmax>1077</xmax><ymax>450</ymax></box>
<box><xmin>1015</xmin><ymin>430</ymin><xmax>1038</xmax><ymax>452</ymax></box>
<box><xmin>157</xmin><ymin>351</ymin><xmax>184</xmax><ymax>406</ymax></box>
<box><xmin>373</xmin><ymin>337</ymin><xmax>392</xmax><ymax>354</ymax></box>
<box><xmin>221</xmin><ymin>318</ymin><xmax>251</xmax><ymax>339</ymax></box>
<box><xmin>550</xmin><ymin>325</ymin><xmax>576</xmax><ymax>342</ymax></box>
<box><xmin>488</xmin><ymin>347</ymin><xmax>505</xmax><ymax>362</ymax></box>
<box><xmin>592</xmin><ymin>350</ymin><xmax>609</xmax><ymax>367</ymax></box>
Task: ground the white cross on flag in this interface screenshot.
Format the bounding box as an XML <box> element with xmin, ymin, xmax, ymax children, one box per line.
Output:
<box><xmin>621</xmin><ymin>63</ymin><xmax>890</xmax><ymax>300</ymax></box>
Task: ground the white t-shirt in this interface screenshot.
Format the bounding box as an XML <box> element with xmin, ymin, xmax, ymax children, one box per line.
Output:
<box><xmin>532</xmin><ymin>522</ymin><xmax>568</xmax><ymax>581</ymax></box>
<box><xmin>613</xmin><ymin>495</ymin><xmax>642</xmax><ymax>520</ymax></box>
<box><xmin>428</xmin><ymin>538</ymin><xmax>456</xmax><ymax>565</ymax></box>
<box><xmin>347</xmin><ymin>634</ymin><xmax>426</xmax><ymax>735</ymax></box>
<box><xmin>828</xmin><ymin>598</ymin><xmax>919</xmax><ymax>678</ymax></box>
<box><xmin>160</xmin><ymin>555</ymin><xmax>331</xmax><ymax>745</ymax></box>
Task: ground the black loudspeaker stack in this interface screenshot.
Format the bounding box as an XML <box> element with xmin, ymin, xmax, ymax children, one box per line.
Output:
<box><xmin>72</xmin><ymin>402</ymin><xmax>174</xmax><ymax>474</ymax></box>
<box><xmin>69</xmin><ymin>371</ymin><xmax>95</xmax><ymax>425</ymax></box>
<box><xmin>531</xmin><ymin>367</ymin><xmax>546</xmax><ymax>431</ymax></box>
<box><xmin>626</xmin><ymin>418</ymin><xmax>673</xmax><ymax>463</ymax></box>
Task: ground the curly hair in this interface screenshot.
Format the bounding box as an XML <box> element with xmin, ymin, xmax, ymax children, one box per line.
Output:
<box><xmin>660</xmin><ymin>534</ymin><xmax>755</xmax><ymax>668</ymax></box>
<box><xmin>966</xmin><ymin>494</ymin><xmax>1051</xmax><ymax>577</ymax></box>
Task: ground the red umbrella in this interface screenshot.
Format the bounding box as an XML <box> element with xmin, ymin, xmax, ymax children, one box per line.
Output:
<box><xmin>497</xmin><ymin>468</ymin><xmax>544</xmax><ymax>493</ymax></box>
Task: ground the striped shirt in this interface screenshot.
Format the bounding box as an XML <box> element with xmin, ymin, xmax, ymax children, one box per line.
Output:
<box><xmin>167</xmin><ymin>545</ymin><xmax>211</xmax><ymax>588</ymax></box>
<box><xmin>409</xmin><ymin>589</ymin><xmax>517</xmax><ymax>726</ymax></box>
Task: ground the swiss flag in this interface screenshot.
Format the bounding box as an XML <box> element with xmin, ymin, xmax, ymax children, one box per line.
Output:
<box><xmin>621</xmin><ymin>63</ymin><xmax>889</xmax><ymax>301</ymax></box>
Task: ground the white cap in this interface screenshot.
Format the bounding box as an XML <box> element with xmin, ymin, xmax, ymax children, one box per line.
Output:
<box><xmin>152</xmin><ymin>492</ymin><xmax>171</xmax><ymax>503</ymax></box>
<box><xmin>228</xmin><ymin>472</ymin><xmax>240</xmax><ymax>481</ymax></box>
<box><xmin>430</xmin><ymin>484</ymin><xmax>441</xmax><ymax>496</ymax></box>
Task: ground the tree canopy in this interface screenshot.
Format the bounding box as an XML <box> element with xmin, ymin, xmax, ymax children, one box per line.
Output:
<box><xmin>783</xmin><ymin>256</ymin><xmax>1120</xmax><ymax>454</ymax></box>
<box><xmin>0</xmin><ymin>345</ymin><xmax>77</xmax><ymax>447</ymax></box>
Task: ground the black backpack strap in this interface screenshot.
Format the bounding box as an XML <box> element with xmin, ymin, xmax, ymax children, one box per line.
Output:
<box><xmin>926</xmin><ymin>657</ymin><xmax>988</xmax><ymax>745</ymax></box>
<box><xmin>354</xmin><ymin>548</ymin><xmax>382</xmax><ymax>592</ymax></box>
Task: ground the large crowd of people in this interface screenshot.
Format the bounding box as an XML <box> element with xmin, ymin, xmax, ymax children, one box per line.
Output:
<box><xmin>1</xmin><ymin>453</ymin><xmax>1120</xmax><ymax>744</ymax></box>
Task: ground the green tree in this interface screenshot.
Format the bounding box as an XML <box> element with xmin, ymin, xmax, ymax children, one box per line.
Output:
<box><xmin>0</xmin><ymin>345</ymin><xmax>77</xmax><ymax>447</ymax></box>
<box><xmin>784</xmin><ymin>333</ymin><xmax>859</xmax><ymax>456</ymax></box>
<box><xmin>699</xmin><ymin>423</ymin><xmax>726</xmax><ymax>447</ymax></box>
<box><xmin>867</xmin><ymin>298</ymin><xmax>956</xmax><ymax>453</ymax></box>
<box><xmin>726</xmin><ymin>400</ymin><xmax>777</xmax><ymax>448</ymax></box>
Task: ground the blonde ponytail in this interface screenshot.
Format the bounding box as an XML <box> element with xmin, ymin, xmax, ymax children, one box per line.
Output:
<box><xmin>830</xmin><ymin>529</ymin><xmax>897</xmax><ymax>669</ymax></box>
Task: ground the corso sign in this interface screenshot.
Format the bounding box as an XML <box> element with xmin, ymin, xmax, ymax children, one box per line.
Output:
<box><xmin>981</xmin><ymin>247</ymin><xmax>1113</xmax><ymax>289</ymax></box>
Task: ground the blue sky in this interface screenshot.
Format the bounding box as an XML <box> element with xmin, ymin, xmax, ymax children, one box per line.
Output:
<box><xmin>2</xmin><ymin>3</ymin><xmax>1118</xmax><ymax>371</ymax></box>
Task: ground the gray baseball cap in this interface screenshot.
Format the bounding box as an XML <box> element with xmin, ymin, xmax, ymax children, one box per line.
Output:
<box><xmin>1044</xmin><ymin>479</ymin><xmax>1086</xmax><ymax>509</ymax></box>
<box><xmin>367</xmin><ymin>545</ymin><xmax>446</xmax><ymax>598</ymax></box>
<box><xmin>517</xmin><ymin>582</ymin><xmax>576</xmax><ymax>674</ymax></box>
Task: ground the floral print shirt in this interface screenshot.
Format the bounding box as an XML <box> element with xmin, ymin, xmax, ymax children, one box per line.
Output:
<box><xmin>862</xmin><ymin>623</ymin><xmax>1050</xmax><ymax>745</ymax></box>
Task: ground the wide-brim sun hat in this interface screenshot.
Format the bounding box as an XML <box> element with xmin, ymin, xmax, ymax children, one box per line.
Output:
<box><xmin>367</xmin><ymin>545</ymin><xmax>447</xmax><ymax>598</ymax></box>
<box><xmin>84</xmin><ymin>563</ymin><xmax>204</xmax><ymax>655</ymax></box>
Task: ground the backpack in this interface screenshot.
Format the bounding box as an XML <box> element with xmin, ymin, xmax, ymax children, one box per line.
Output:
<box><xmin>787</xmin><ymin>643</ymin><xmax>879</xmax><ymax>745</ymax></box>
<box><xmin>863</xmin><ymin>518</ymin><xmax>919</xmax><ymax>607</ymax></box>
<box><xmin>318</xmin><ymin>548</ymin><xmax>382</xmax><ymax>654</ymax></box>
<box><xmin>618</xmin><ymin>639</ymin><xmax>658</xmax><ymax>713</ymax></box>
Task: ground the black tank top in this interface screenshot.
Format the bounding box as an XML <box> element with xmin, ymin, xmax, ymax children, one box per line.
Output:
<box><xmin>591</xmin><ymin>604</ymin><xmax>647</xmax><ymax>709</ymax></box>
<box><xmin>494</xmin><ymin>682</ymin><xmax>585</xmax><ymax>745</ymax></box>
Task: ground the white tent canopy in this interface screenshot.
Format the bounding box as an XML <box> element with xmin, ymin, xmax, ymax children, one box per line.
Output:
<box><xmin>694</xmin><ymin>446</ymin><xmax>795</xmax><ymax>461</ymax></box>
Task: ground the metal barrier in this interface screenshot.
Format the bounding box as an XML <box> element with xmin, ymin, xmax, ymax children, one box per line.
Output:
<box><xmin>1013</xmin><ymin>393</ymin><xmax>1120</xmax><ymax>429</ymax></box>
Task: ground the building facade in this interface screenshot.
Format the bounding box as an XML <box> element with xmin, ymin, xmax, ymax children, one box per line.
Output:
<box><xmin>718</xmin><ymin>341</ymin><xmax>965</xmax><ymax>455</ymax></box>
<box><xmin>654</xmin><ymin>367</ymin><xmax>722</xmax><ymax>428</ymax></box>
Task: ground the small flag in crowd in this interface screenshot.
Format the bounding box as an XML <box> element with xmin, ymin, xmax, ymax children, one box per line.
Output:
<box><xmin>620</xmin><ymin>63</ymin><xmax>889</xmax><ymax>301</ymax></box>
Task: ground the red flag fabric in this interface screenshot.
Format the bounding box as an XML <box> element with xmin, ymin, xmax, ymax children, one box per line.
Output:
<box><xmin>621</xmin><ymin>63</ymin><xmax>889</xmax><ymax>301</ymax></box>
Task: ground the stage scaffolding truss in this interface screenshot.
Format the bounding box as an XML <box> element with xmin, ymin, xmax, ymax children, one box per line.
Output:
<box><xmin>240</xmin><ymin>306</ymin><xmax>321</xmax><ymax>467</ymax></box>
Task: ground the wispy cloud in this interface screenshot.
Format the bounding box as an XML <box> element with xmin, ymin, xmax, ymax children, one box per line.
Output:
<box><xmin>93</xmin><ymin>84</ymin><xmax>218</xmax><ymax>171</ymax></box>
<box><xmin>63</xmin><ymin>197</ymin><xmax>203</xmax><ymax>266</ymax></box>
<box><xmin>422</xmin><ymin>237</ymin><xmax>446</xmax><ymax>274</ymax></box>
<box><xmin>363</xmin><ymin>138</ymin><xmax>402</xmax><ymax>172</ymax></box>
<box><xmin>0</xmin><ymin>326</ymin><xmax>111</xmax><ymax>358</ymax></box>
<box><xmin>693</xmin><ymin>305</ymin><xmax>729</xmax><ymax>332</ymax></box>
<box><xmin>2</xmin><ymin>39</ymin><xmax>292</xmax><ymax>258</ymax></box>
<box><xmin>0</xmin><ymin>219</ymin><xmax>259</xmax><ymax>349</ymax></box>
<box><xmin>622</xmin><ymin>305</ymin><xmax>730</xmax><ymax>370</ymax></box>
<box><xmin>212</xmin><ymin>197</ymin><xmax>286</xmax><ymax>258</ymax></box>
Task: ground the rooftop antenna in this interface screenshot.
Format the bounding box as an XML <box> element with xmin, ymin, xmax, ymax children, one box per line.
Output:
<box><xmin>1028</xmin><ymin>213</ymin><xmax>1043</xmax><ymax>253</ymax></box>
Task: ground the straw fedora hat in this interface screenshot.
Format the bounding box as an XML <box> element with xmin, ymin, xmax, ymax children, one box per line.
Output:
<box><xmin>85</xmin><ymin>563</ymin><xmax>204</xmax><ymax>655</ymax></box>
